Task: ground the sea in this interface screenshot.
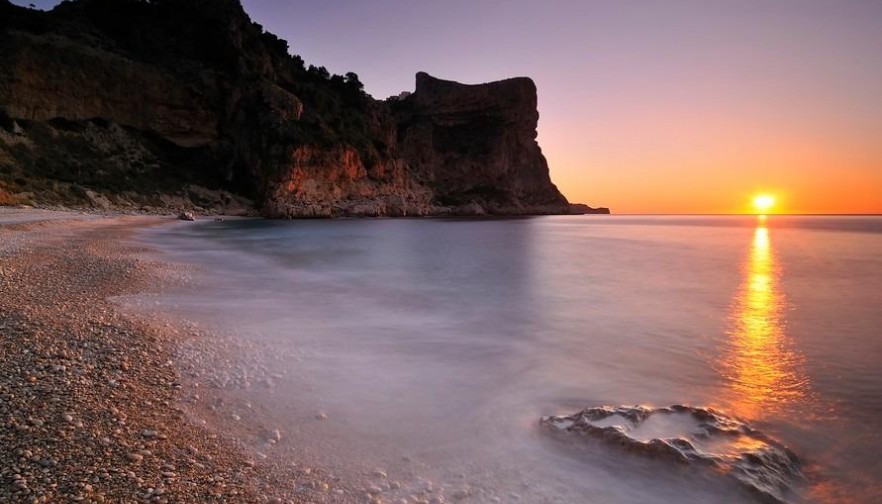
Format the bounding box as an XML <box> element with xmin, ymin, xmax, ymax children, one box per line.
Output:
<box><xmin>133</xmin><ymin>215</ymin><xmax>882</xmax><ymax>503</ymax></box>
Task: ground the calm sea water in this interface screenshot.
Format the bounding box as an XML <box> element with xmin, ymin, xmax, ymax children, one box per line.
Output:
<box><xmin>138</xmin><ymin>215</ymin><xmax>882</xmax><ymax>503</ymax></box>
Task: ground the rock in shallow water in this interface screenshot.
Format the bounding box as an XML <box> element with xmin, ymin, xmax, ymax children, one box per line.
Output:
<box><xmin>540</xmin><ymin>405</ymin><xmax>802</xmax><ymax>504</ymax></box>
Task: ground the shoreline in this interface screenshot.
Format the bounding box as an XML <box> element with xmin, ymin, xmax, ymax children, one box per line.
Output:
<box><xmin>0</xmin><ymin>200</ymin><xmax>608</xmax><ymax>220</ymax></box>
<box><xmin>0</xmin><ymin>209</ymin><xmax>345</xmax><ymax>503</ymax></box>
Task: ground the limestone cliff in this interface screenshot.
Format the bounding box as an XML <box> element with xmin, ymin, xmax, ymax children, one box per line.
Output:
<box><xmin>0</xmin><ymin>0</ymin><xmax>600</xmax><ymax>217</ymax></box>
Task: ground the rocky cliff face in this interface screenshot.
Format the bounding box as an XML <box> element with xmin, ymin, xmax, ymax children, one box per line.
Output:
<box><xmin>393</xmin><ymin>73</ymin><xmax>568</xmax><ymax>215</ymax></box>
<box><xmin>1</xmin><ymin>30</ymin><xmax>220</xmax><ymax>148</ymax></box>
<box><xmin>0</xmin><ymin>0</ymin><xmax>592</xmax><ymax>217</ymax></box>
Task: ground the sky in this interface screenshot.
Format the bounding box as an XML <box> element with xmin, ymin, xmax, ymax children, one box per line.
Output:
<box><xmin>16</xmin><ymin>0</ymin><xmax>882</xmax><ymax>214</ymax></box>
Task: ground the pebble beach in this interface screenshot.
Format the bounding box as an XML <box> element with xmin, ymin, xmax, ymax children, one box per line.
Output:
<box><xmin>0</xmin><ymin>209</ymin><xmax>345</xmax><ymax>503</ymax></box>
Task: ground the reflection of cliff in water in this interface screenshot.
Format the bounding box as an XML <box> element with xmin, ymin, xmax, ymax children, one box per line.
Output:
<box><xmin>719</xmin><ymin>220</ymin><xmax>811</xmax><ymax>420</ymax></box>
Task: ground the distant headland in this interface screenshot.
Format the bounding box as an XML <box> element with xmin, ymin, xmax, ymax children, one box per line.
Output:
<box><xmin>0</xmin><ymin>0</ymin><xmax>607</xmax><ymax>217</ymax></box>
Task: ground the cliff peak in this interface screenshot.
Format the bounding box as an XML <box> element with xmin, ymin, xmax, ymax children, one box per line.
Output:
<box><xmin>413</xmin><ymin>72</ymin><xmax>538</xmax><ymax>113</ymax></box>
<box><xmin>415</xmin><ymin>71</ymin><xmax>535</xmax><ymax>89</ymax></box>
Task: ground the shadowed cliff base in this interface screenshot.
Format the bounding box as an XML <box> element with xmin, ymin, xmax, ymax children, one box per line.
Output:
<box><xmin>0</xmin><ymin>0</ymin><xmax>607</xmax><ymax>218</ymax></box>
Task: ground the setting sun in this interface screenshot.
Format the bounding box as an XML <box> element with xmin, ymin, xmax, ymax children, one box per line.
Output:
<box><xmin>753</xmin><ymin>194</ymin><xmax>776</xmax><ymax>214</ymax></box>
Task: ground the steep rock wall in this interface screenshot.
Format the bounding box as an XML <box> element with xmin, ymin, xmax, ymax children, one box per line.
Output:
<box><xmin>394</xmin><ymin>72</ymin><xmax>569</xmax><ymax>214</ymax></box>
<box><xmin>0</xmin><ymin>31</ymin><xmax>221</xmax><ymax>148</ymax></box>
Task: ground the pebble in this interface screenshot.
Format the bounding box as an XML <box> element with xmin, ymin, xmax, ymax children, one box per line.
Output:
<box><xmin>0</xmin><ymin>214</ymin><xmax>350</xmax><ymax>503</ymax></box>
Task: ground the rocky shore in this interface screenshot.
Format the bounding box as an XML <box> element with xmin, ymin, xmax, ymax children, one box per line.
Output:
<box><xmin>0</xmin><ymin>209</ymin><xmax>349</xmax><ymax>503</ymax></box>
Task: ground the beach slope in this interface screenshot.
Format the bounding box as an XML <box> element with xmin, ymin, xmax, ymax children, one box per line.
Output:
<box><xmin>0</xmin><ymin>210</ymin><xmax>336</xmax><ymax>503</ymax></box>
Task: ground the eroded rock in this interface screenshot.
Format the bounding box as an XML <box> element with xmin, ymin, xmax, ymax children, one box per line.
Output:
<box><xmin>541</xmin><ymin>405</ymin><xmax>802</xmax><ymax>503</ymax></box>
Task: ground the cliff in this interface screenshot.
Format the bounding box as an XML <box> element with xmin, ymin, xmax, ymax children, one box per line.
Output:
<box><xmin>393</xmin><ymin>73</ymin><xmax>568</xmax><ymax>215</ymax></box>
<box><xmin>0</xmin><ymin>0</ymin><xmax>598</xmax><ymax>217</ymax></box>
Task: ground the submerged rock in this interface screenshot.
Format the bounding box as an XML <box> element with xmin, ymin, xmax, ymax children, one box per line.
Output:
<box><xmin>541</xmin><ymin>405</ymin><xmax>802</xmax><ymax>503</ymax></box>
<box><xmin>177</xmin><ymin>212</ymin><xmax>196</xmax><ymax>222</ymax></box>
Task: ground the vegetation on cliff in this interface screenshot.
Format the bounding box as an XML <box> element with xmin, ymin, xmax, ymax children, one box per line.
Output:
<box><xmin>0</xmin><ymin>0</ymin><xmax>581</xmax><ymax>216</ymax></box>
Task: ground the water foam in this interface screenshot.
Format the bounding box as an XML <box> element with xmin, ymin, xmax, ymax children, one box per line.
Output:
<box><xmin>541</xmin><ymin>405</ymin><xmax>802</xmax><ymax>503</ymax></box>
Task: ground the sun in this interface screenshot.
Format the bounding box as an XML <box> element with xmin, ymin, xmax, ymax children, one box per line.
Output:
<box><xmin>752</xmin><ymin>194</ymin><xmax>776</xmax><ymax>214</ymax></box>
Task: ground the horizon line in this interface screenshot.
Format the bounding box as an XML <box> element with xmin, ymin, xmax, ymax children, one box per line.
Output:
<box><xmin>586</xmin><ymin>213</ymin><xmax>882</xmax><ymax>217</ymax></box>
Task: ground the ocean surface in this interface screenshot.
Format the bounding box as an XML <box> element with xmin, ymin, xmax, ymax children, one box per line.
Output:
<box><xmin>135</xmin><ymin>215</ymin><xmax>882</xmax><ymax>503</ymax></box>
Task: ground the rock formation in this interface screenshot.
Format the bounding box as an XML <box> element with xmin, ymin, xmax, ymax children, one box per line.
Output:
<box><xmin>393</xmin><ymin>72</ymin><xmax>568</xmax><ymax>215</ymax></box>
<box><xmin>542</xmin><ymin>405</ymin><xmax>803</xmax><ymax>503</ymax></box>
<box><xmin>0</xmin><ymin>0</ymin><xmax>603</xmax><ymax>217</ymax></box>
<box><xmin>569</xmin><ymin>203</ymin><xmax>611</xmax><ymax>214</ymax></box>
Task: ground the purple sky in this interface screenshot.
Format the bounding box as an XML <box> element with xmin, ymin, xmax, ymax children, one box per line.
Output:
<box><xmin>14</xmin><ymin>0</ymin><xmax>882</xmax><ymax>212</ymax></box>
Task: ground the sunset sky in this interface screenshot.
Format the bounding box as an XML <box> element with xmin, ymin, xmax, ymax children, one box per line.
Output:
<box><xmin>19</xmin><ymin>0</ymin><xmax>882</xmax><ymax>214</ymax></box>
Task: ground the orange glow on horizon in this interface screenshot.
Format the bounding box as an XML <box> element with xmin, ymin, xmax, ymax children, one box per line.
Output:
<box><xmin>540</xmin><ymin>102</ymin><xmax>882</xmax><ymax>215</ymax></box>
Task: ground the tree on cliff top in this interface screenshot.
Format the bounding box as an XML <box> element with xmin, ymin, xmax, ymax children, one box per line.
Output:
<box><xmin>344</xmin><ymin>72</ymin><xmax>364</xmax><ymax>92</ymax></box>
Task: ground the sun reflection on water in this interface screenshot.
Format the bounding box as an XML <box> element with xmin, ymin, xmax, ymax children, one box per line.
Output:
<box><xmin>720</xmin><ymin>220</ymin><xmax>810</xmax><ymax>420</ymax></box>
